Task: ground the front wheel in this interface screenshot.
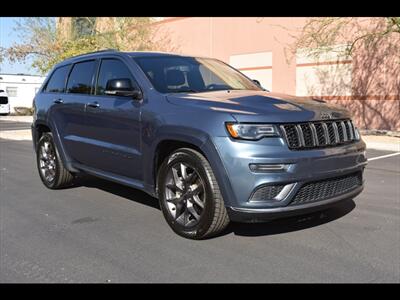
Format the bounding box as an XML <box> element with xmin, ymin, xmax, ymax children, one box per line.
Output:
<box><xmin>158</xmin><ymin>148</ymin><xmax>230</xmax><ymax>239</ymax></box>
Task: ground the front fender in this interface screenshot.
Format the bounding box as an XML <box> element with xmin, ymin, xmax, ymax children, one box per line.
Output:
<box><xmin>142</xmin><ymin>126</ymin><xmax>238</xmax><ymax>207</ymax></box>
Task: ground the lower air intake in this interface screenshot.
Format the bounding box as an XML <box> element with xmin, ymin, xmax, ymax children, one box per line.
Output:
<box><xmin>289</xmin><ymin>172</ymin><xmax>362</xmax><ymax>206</ymax></box>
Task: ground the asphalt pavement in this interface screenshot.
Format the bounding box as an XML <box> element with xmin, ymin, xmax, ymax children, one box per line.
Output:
<box><xmin>0</xmin><ymin>138</ymin><xmax>399</xmax><ymax>283</ymax></box>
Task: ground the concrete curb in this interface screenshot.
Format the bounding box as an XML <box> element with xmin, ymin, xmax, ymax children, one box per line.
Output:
<box><xmin>362</xmin><ymin>135</ymin><xmax>400</xmax><ymax>152</ymax></box>
<box><xmin>365</xmin><ymin>142</ymin><xmax>400</xmax><ymax>152</ymax></box>
<box><xmin>0</xmin><ymin>130</ymin><xmax>32</xmax><ymax>141</ymax></box>
<box><xmin>0</xmin><ymin>116</ymin><xmax>33</xmax><ymax>123</ymax></box>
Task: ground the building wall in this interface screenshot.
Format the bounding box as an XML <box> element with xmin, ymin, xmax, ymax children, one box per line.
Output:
<box><xmin>153</xmin><ymin>17</ymin><xmax>400</xmax><ymax>131</ymax></box>
<box><xmin>0</xmin><ymin>74</ymin><xmax>45</xmax><ymax>113</ymax></box>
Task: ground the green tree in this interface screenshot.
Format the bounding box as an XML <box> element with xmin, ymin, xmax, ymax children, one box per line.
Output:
<box><xmin>0</xmin><ymin>17</ymin><xmax>173</xmax><ymax>75</ymax></box>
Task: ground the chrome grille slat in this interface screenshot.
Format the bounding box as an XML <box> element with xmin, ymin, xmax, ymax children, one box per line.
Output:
<box><xmin>321</xmin><ymin>122</ymin><xmax>330</xmax><ymax>145</ymax></box>
<box><xmin>347</xmin><ymin>120</ymin><xmax>354</xmax><ymax>140</ymax></box>
<box><xmin>309</xmin><ymin>123</ymin><xmax>319</xmax><ymax>146</ymax></box>
<box><xmin>341</xmin><ymin>121</ymin><xmax>348</xmax><ymax>142</ymax></box>
<box><xmin>282</xmin><ymin>119</ymin><xmax>356</xmax><ymax>150</ymax></box>
<box><xmin>296</xmin><ymin>125</ymin><xmax>305</xmax><ymax>147</ymax></box>
<box><xmin>332</xmin><ymin>122</ymin><xmax>340</xmax><ymax>143</ymax></box>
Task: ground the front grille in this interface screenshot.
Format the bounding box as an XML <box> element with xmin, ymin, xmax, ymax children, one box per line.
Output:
<box><xmin>289</xmin><ymin>172</ymin><xmax>362</xmax><ymax>206</ymax></box>
<box><xmin>280</xmin><ymin>119</ymin><xmax>356</xmax><ymax>150</ymax></box>
<box><xmin>249</xmin><ymin>184</ymin><xmax>285</xmax><ymax>202</ymax></box>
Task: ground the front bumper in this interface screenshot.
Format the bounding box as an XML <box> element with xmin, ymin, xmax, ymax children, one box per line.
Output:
<box><xmin>227</xmin><ymin>185</ymin><xmax>363</xmax><ymax>222</ymax></box>
<box><xmin>212</xmin><ymin>136</ymin><xmax>367</xmax><ymax>222</ymax></box>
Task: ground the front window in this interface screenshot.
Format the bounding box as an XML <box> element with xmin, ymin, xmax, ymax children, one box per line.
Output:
<box><xmin>66</xmin><ymin>60</ymin><xmax>97</xmax><ymax>95</ymax></box>
<box><xmin>132</xmin><ymin>56</ymin><xmax>262</xmax><ymax>93</ymax></box>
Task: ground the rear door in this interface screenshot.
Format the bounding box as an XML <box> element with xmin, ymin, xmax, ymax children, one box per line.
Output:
<box><xmin>81</xmin><ymin>57</ymin><xmax>142</xmax><ymax>180</ymax></box>
<box><xmin>42</xmin><ymin>64</ymin><xmax>73</xmax><ymax>151</ymax></box>
<box><xmin>52</xmin><ymin>60</ymin><xmax>98</xmax><ymax>164</ymax></box>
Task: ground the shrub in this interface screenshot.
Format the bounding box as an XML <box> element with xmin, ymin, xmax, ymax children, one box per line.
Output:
<box><xmin>13</xmin><ymin>107</ymin><xmax>34</xmax><ymax>116</ymax></box>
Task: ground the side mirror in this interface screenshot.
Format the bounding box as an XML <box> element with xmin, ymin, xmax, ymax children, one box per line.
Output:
<box><xmin>105</xmin><ymin>78</ymin><xmax>142</xmax><ymax>100</ymax></box>
<box><xmin>252</xmin><ymin>79</ymin><xmax>269</xmax><ymax>92</ymax></box>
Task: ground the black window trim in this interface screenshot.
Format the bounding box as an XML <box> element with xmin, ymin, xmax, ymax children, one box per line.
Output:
<box><xmin>65</xmin><ymin>59</ymin><xmax>99</xmax><ymax>96</ymax></box>
<box><xmin>93</xmin><ymin>57</ymin><xmax>143</xmax><ymax>98</ymax></box>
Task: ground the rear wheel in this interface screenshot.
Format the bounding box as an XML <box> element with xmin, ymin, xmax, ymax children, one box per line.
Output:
<box><xmin>36</xmin><ymin>132</ymin><xmax>74</xmax><ymax>189</ymax></box>
<box><xmin>158</xmin><ymin>148</ymin><xmax>230</xmax><ymax>239</ymax></box>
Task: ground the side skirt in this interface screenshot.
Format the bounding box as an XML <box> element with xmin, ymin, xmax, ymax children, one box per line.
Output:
<box><xmin>72</xmin><ymin>163</ymin><xmax>157</xmax><ymax>198</ymax></box>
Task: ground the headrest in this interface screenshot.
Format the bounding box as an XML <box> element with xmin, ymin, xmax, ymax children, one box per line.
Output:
<box><xmin>166</xmin><ymin>69</ymin><xmax>185</xmax><ymax>86</ymax></box>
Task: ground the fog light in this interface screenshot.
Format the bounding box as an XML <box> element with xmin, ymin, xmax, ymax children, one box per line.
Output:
<box><xmin>249</xmin><ymin>183</ymin><xmax>295</xmax><ymax>202</ymax></box>
<box><xmin>249</xmin><ymin>163</ymin><xmax>290</xmax><ymax>172</ymax></box>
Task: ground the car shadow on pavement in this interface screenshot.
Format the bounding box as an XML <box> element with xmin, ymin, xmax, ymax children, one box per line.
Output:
<box><xmin>75</xmin><ymin>174</ymin><xmax>355</xmax><ymax>238</ymax></box>
<box><xmin>76</xmin><ymin>175</ymin><xmax>161</xmax><ymax>210</ymax></box>
<box><xmin>223</xmin><ymin>199</ymin><xmax>356</xmax><ymax>237</ymax></box>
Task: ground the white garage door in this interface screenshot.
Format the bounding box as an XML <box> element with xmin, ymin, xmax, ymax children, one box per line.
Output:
<box><xmin>229</xmin><ymin>52</ymin><xmax>273</xmax><ymax>91</ymax></box>
<box><xmin>296</xmin><ymin>45</ymin><xmax>352</xmax><ymax>97</ymax></box>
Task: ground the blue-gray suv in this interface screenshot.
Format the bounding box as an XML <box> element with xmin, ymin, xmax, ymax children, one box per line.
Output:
<box><xmin>32</xmin><ymin>50</ymin><xmax>367</xmax><ymax>239</ymax></box>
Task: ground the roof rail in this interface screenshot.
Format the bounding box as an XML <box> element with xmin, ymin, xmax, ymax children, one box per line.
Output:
<box><xmin>69</xmin><ymin>49</ymin><xmax>119</xmax><ymax>59</ymax></box>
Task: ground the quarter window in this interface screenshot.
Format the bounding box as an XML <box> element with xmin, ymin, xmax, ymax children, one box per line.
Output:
<box><xmin>96</xmin><ymin>59</ymin><xmax>136</xmax><ymax>95</ymax></box>
<box><xmin>66</xmin><ymin>60</ymin><xmax>97</xmax><ymax>94</ymax></box>
<box><xmin>45</xmin><ymin>65</ymin><xmax>70</xmax><ymax>93</ymax></box>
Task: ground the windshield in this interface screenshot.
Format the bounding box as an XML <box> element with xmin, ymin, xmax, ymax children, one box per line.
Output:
<box><xmin>132</xmin><ymin>56</ymin><xmax>263</xmax><ymax>94</ymax></box>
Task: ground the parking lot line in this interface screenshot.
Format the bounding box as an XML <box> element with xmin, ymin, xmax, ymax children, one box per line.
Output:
<box><xmin>368</xmin><ymin>152</ymin><xmax>400</xmax><ymax>161</ymax></box>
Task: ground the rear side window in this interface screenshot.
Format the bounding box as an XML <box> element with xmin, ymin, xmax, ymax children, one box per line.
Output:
<box><xmin>45</xmin><ymin>65</ymin><xmax>70</xmax><ymax>93</ymax></box>
<box><xmin>96</xmin><ymin>59</ymin><xmax>136</xmax><ymax>95</ymax></box>
<box><xmin>66</xmin><ymin>60</ymin><xmax>97</xmax><ymax>94</ymax></box>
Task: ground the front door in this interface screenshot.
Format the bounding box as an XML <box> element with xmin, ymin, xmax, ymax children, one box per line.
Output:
<box><xmin>81</xmin><ymin>58</ymin><xmax>142</xmax><ymax>181</ymax></box>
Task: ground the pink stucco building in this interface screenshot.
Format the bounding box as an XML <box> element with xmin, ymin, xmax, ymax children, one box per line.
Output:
<box><xmin>153</xmin><ymin>17</ymin><xmax>399</xmax><ymax>131</ymax></box>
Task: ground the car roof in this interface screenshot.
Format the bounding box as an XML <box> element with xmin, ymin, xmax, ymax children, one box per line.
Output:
<box><xmin>54</xmin><ymin>50</ymin><xmax>213</xmax><ymax>70</ymax></box>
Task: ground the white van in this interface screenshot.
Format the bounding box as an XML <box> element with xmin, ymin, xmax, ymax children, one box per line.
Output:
<box><xmin>0</xmin><ymin>90</ymin><xmax>10</xmax><ymax>115</ymax></box>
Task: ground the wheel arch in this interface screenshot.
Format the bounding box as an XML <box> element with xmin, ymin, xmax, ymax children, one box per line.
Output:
<box><xmin>145</xmin><ymin>129</ymin><xmax>237</xmax><ymax>206</ymax></box>
<box><xmin>32</xmin><ymin>120</ymin><xmax>79</xmax><ymax>173</ymax></box>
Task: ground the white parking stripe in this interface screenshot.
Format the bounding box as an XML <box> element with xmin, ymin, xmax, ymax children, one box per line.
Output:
<box><xmin>368</xmin><ymin>152</ymin><xmax>400</xmax><ymax>161</ymax></box>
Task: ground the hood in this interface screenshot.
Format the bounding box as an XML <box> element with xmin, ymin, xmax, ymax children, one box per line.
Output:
<box><xmin>166</xmin><ymin>90</ymin><xmax>350</xmax><ymax>123</ymax></box>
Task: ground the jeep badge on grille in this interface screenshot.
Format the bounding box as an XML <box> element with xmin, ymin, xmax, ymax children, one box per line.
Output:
<box><xmin>320</xmin><ymin>112</ymin><xmax>333</xmax><ymax>119</ymax></box>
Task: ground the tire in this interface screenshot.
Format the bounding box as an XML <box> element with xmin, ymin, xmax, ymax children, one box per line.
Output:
<box><xmin>157</xmin><ymin>148</ymin><xmax>230</xmax><ymax>239</ymax></box>
<box><xmin>36</xmin><ymin>132</ymin><xmax>74</xmax><ymax>189</ymax></box>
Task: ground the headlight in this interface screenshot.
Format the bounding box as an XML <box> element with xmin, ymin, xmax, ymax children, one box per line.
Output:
<box><xmin>226</xmin><ymin>123</ymin><xmax>280</xmax><ymax>140</ymax></box>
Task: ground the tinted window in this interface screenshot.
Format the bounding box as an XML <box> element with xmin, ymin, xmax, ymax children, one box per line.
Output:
<box><xmin>66</xmin><ymin>60</ymin><xmax>97</xmax><ymax>94</ymax></box>
<box><xmin>133</xmin><ymin>56</ymin><xmax>262</xmax><ymax>94</ymax></box>
<box><xmin>96</xmin><ymin>59</ymin><xmax>136</xmax><ymax>95</ymax></box>
<box><xmin>45</xmin><ymin>65</ymin><xmax>70</xmax><ymax>93</ymax></box>
<box><xmin>0</xmin><ymin>97</ymin><xmax>8</xmax><ymax>104</ymax></box>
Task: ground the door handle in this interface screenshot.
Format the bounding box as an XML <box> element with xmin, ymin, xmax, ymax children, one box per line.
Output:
<box><xmin>53</xmin><ymin>98</ymin><xmax>64</xmax><ymax>104</ymax></box>
<box><xmin>87</xmin><ymin>102</ymin><xmax>100</xmax><ymax>108</ymax></box>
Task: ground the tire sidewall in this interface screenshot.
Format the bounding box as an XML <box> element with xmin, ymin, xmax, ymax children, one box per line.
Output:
<box><xmin>36</xmin><ymin>133</ymin><xmax>61</xmax><ymax>189</ymax></box>
<box><xmin>158</xmin><ymin>150</ymin><xmax>217</xmax><ymax>239</ymax></box>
